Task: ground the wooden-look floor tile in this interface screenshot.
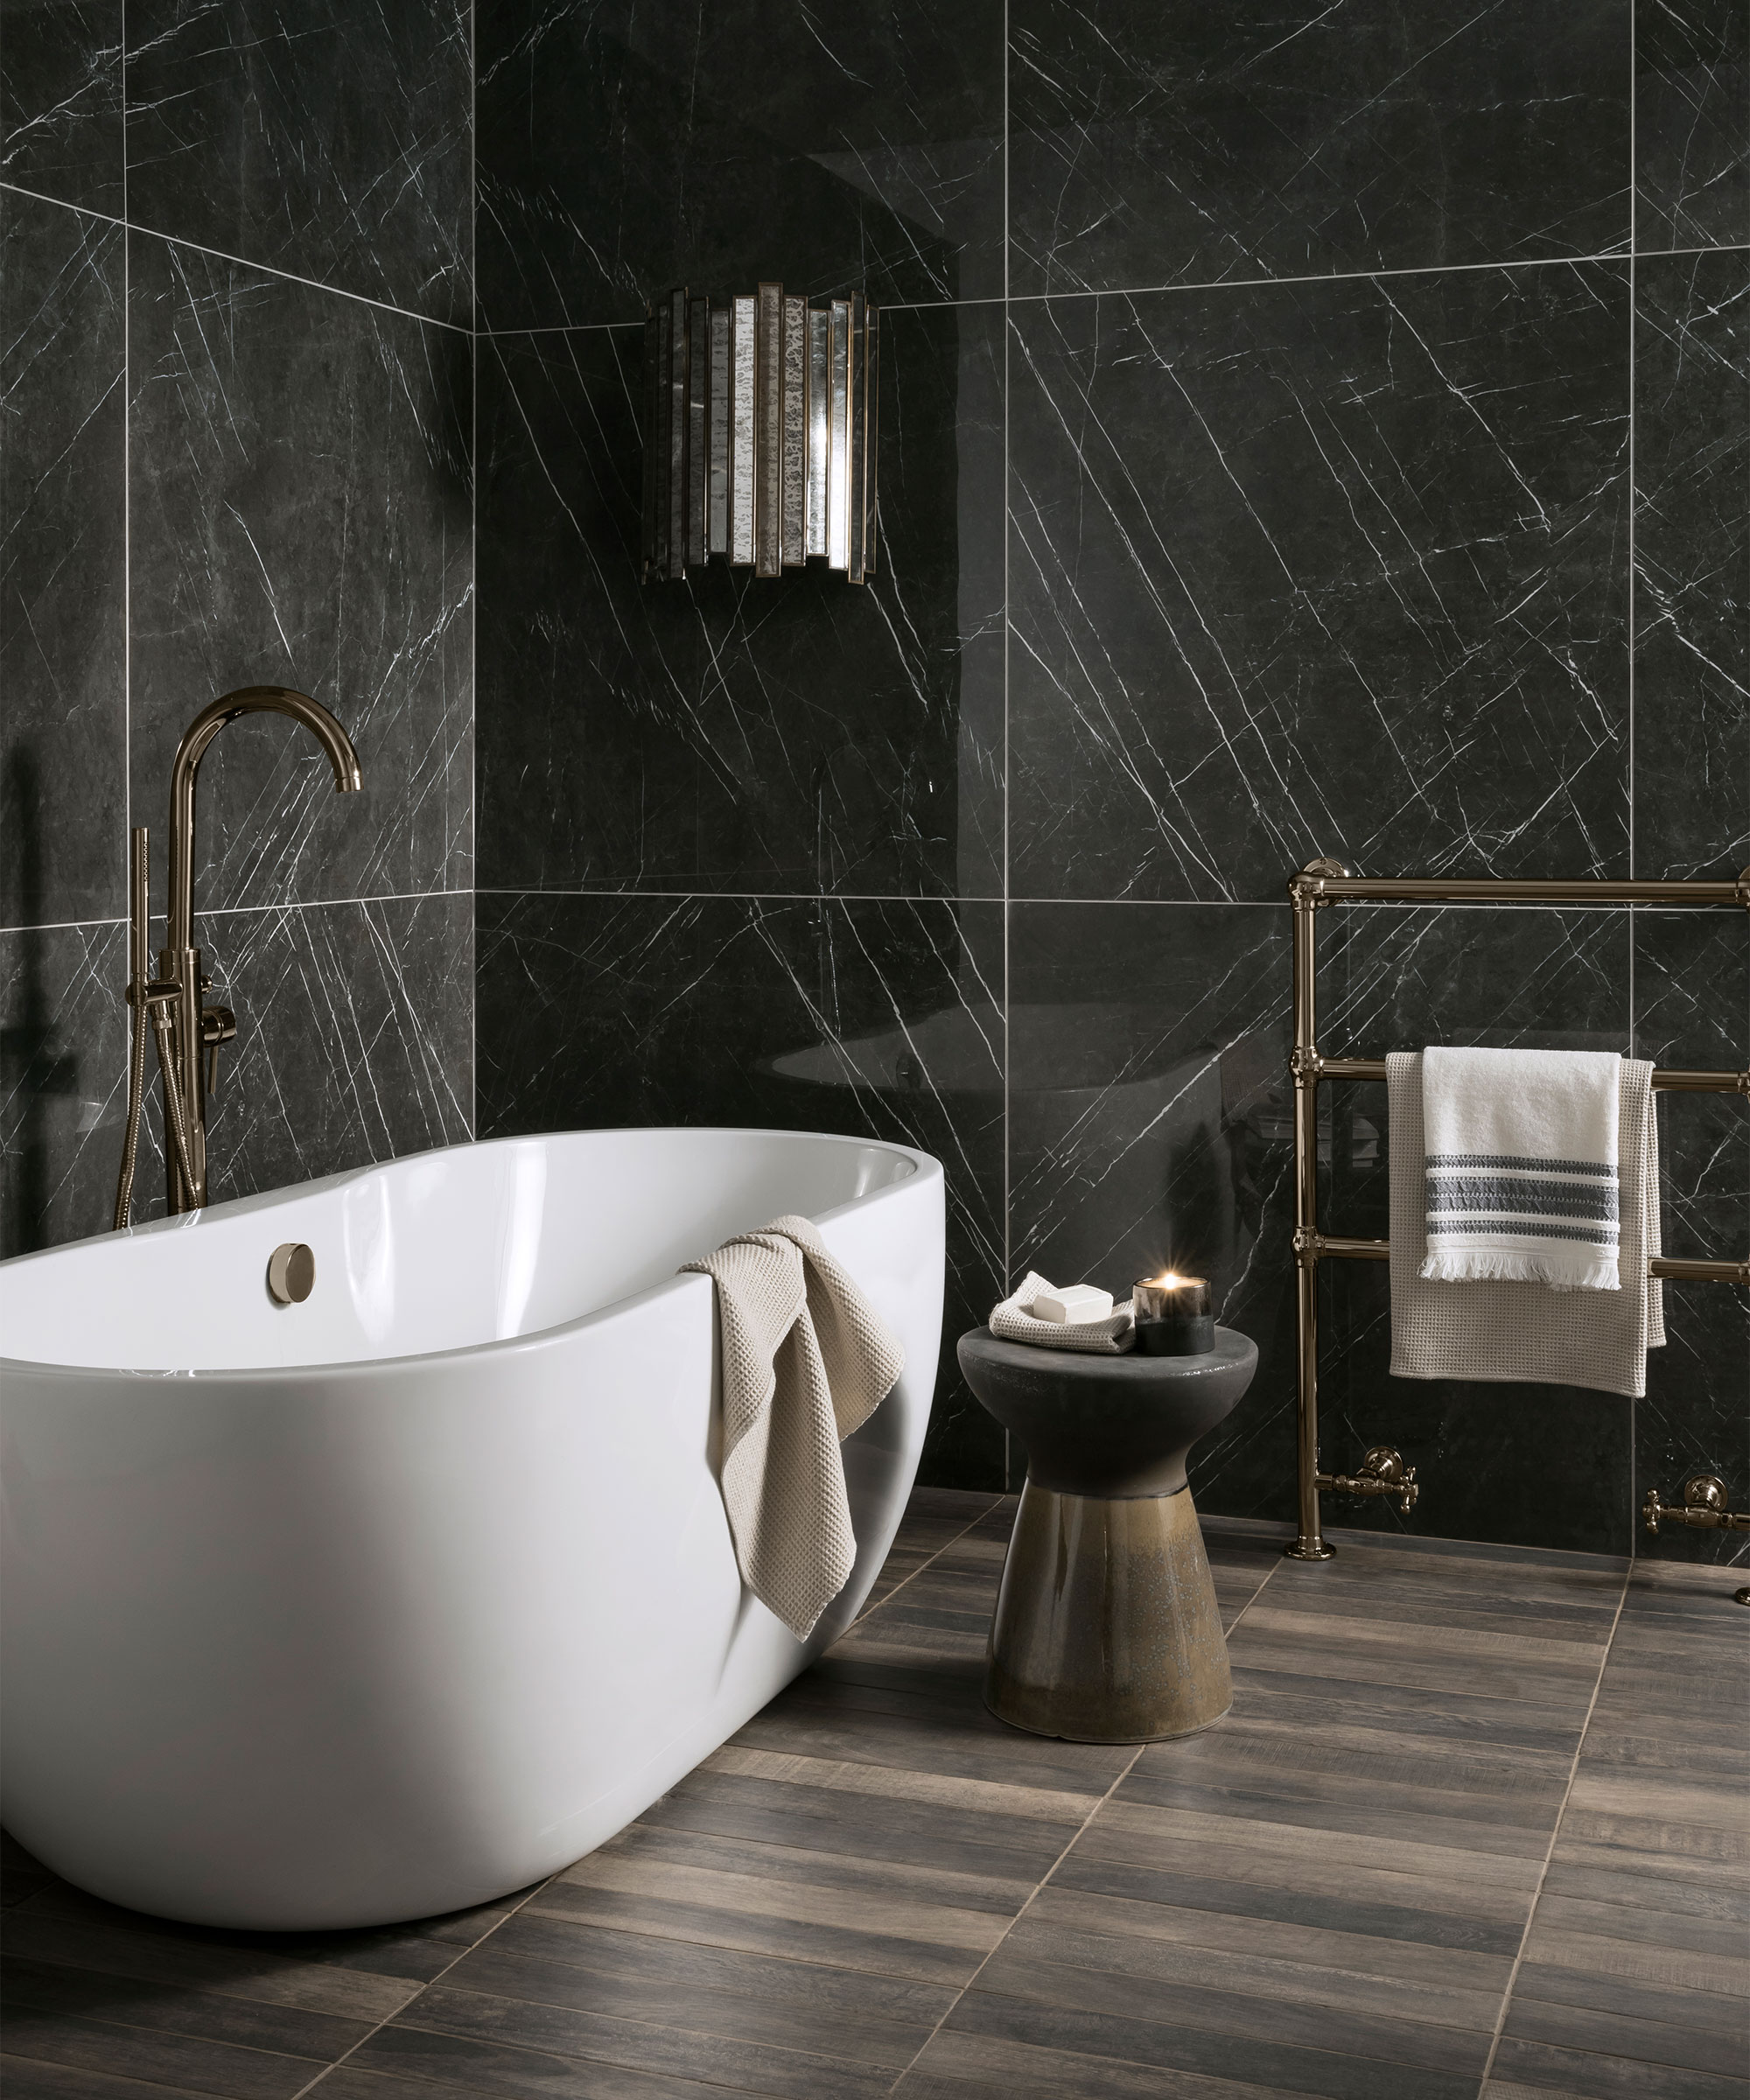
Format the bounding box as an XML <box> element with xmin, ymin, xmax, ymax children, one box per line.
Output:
<box><xmin>0</xmin><ymin>2058</ymin><xmax>218</xmax><ymax>2099</ymax></box>
<box><xmin>1511</xmin><ymin>1958</ymin><xmax>1750</xmax><ymax>2040</ymax></box>
<box><xmin>984</xmin><ymin>1919</ymin><xmax>1502</xmax><ymax>2051</ymax></box>
<box><xmin>932</xmin><ymin>1982</ymin><xmax>1484</xmax><ymax>2098</ymax></box>
<box><xmin>0</xmin><ymin>1955</ymin><xmax>372</xmax><ymax>2062</ymax></box>
<box><xmin>894</xmin><ymin>2024</ymin><xmax>1289</xmax><ymax>2096</ymax></box>
<box><xmin>382</xmin><ymin>1978</ymin><xmax>900</xmax><ymax>2097</ymax></box>
<box><xmin>1503</xmin><ymin>1990</ymin><xmax>1750</xmax><ymax>2078</ymax></box>
<box><xmin>350</xmin><ymin>2019</ymin><xmax>787</xmax><ymax>2097</ymax></box>
<box><xmin>1488</xmin><ymin>2033</ymin><xmax>1750</xmax><ymax>2098</ymax></box>
<box><xmin>0</xmin><ymin>2005</ymin><xmax>324</xmax><ymax>2097</ymax></box>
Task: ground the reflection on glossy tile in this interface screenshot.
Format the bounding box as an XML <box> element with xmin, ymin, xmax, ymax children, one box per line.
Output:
<box><xmin>0</xmin><ymin>192</ymin><xmax>126</xmax><ymax>930</ymax></box>
<box><xmin>477</xmin><ymin>302</ymin><xmax>1004</xmax><ymax>900</ymax></box>
<box><xmin>0</xmin><ymin>920</ymin><xmax>125</xmax><ymax>1258</ymax></box>
<box><xmin>475</xmin><ymin>0</ymin><xmax>1004</xmax><ymax>331</ymax></box>
<box><xmin>0</xmin><ymin>0</ymin><xmax>123</xmax><ymax>214</ymax></box>
<box><xmin>1635</xmin><ymin>0</ymin><xmax>1750</xmax><ymax>251</ymax></box>
<box><xmin>128</xmin><ymin>233</ymin><xmax>474</xmax><ymax>918</ymax></box>
<box><xmin>1004</xmin><ymin>900</ymin><xmax>1298</xmax><ymax>1522</ymax></box>
<box><xmin>125</xmin><ymin>0</ymin><xmax>473</xmax><ymax>326</ymax></box>
<box><xmin>1009</xmin><ymin>0</ymin><xmax>1631</xmax><ymax>298</ymax></box>
<box><xmin>1008</xmin><ymin>265</ymin><xmax>1631</xmax><ymax>903</ymax></box>
<box><xmin>1633</xmin><ymin>248</ymin><xmax>1749</xmax><ymax>882</ymax></box>
<box><xmin>476</xmin><ymin>891</ymin><xmax>1004</xmax><ymax>1488</ymax></box>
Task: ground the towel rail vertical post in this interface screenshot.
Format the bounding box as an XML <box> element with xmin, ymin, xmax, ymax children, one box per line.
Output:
<box><xmin>1285</xmin><ymin>859</ymin><xmax>1344</xmax><ymax>1560</ymax></box>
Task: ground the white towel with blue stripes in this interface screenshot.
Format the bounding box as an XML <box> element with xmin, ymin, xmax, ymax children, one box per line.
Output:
<box><xmin>1418</xmin><ymin>1046</ymin><xmax>1622</xmax><ymax>1291</ymax></box>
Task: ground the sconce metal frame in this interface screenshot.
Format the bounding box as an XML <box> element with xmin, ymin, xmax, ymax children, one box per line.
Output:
<box><xmin>641</xmin><ymin>283</ymin><xmax>878</xmax><ymax>585</ymax></box>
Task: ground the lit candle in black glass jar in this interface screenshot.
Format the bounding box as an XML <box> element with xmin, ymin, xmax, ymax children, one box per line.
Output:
<box><xmin>1133</xmin><ymin>1273</ymin><xmax>1214</xmax><ymax>1356</ymax></box>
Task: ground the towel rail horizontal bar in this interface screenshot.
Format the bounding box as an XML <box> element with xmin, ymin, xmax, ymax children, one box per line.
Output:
<box><xmin>1304</xmin><ymin>1232</ymin><xmax>1749</xmax><ymax>1285</ymax></box>
<box><xmin>1292</xmin><ymin>872</ymin><xmax>1750</xmax><ymax>908</ymax></box>
<box><xmin>1311</xmin><ymin>1056</ymin><xmax>1748</xmax><ymax>1095</ymax></box>
<box><xmin>1284</xmin><ymin>855</ymin><xmax>1750</xmax><ymax>1563</ymax></box>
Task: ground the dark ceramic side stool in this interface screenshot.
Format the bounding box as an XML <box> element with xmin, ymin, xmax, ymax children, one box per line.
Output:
<box><xmin>958</xmin><ymin>1326</ymin><xmax>1258</xmax><ymax>1743</ymax></box>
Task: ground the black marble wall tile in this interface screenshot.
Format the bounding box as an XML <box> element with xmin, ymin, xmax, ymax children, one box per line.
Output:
<box><xmin>476</xmin><ymin>890</ymin><xmax>1005</xmax><ymax>1489</ymax></box>
<box><xmin>0</xmin><ymin>0</ymin><xmax>123</xmax><ymax>215</ymax></box>
<box><xmin>1004</xmin><ymin>901</ymin><xmax>1299</xmax><ymax>1516</ymax></box>
<box><xmin>1633</xmin><ymin>249</ymin><xmax>1748</xmax><ymax>881</ymax></box>
<box><xmin>477</xmin><ymin>300</ymin><xmax>1004</xmax><ymax>900</ymax></box>
<box><xmin>1307</xmin><ymin>906</ymin><xmax>1637</xmax><ymax>1555</ymax></box>
<box><xmin>124</xmin><ymin>0</ymin><xmax>472</xmax><ymax>327</ymax></box>
<box><xmin>1635</xmin><ymin>0</ymin><xmax>1750</xmax><ymax>253</ymax></box>
<box><xmin>1</xmin><ymin>192</ymin><xmax>125</xmax><ymax>930</ymax></box>
<box><xmin>0</xmin><ymin>919</ymin><xmax>125</xmax><ymax>1257</ymax></box>
<box><xmin>126</xmin><ymin>892</ymin><xmax>474</xmax><ymax>1220</ymax></box>
<box><xmin>475</xmin><ymin>0</ymin><xmax>1004</xmax><ymax>332</ymax></box>
<box><xmin>128</xmin><ymin>233</ymin><xmax>473</xmax><ymax>920</ymax></box>
<box><xmin>1008</xmin><ymin>0</ymin><xmax>1631</xmax><ymax>299</ymax></box>
<box><xmin>1633</xmin><ymin>911</ymin><xmax>1750</xmax><ymax>1568</ymax></box>
<box><xmin>1009</xmin><ymin>265</ymin><xmax>1632</xmax><ymax>904</ymax></box>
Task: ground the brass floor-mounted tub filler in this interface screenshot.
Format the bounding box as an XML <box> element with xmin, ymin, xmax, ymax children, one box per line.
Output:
<box><xmin>1284</xmin><ymin>855</ymin><xmax>1750</xmax><ymax>1586</ymax></box>
<box><xmin>112</xmin><ymin>687</ymin><xmax>361</xmax><ymax>1225</ymax></box>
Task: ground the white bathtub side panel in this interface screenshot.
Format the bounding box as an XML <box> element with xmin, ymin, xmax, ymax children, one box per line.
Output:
<box><xmin>0</xmin><ymin>1165</ymin><xmax>942</xmax><ymax>1929</ymax></box>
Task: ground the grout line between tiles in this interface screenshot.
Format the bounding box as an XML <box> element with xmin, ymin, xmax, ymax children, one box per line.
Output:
<box><xmin>1000</xmin><ymin>0</ymin><xmax>1012</xmax><ymax>1494</ymax></box>
<box><xmin>462</xmin><ymin>242</ymin><xmax>1750</xmax><ymax>336</ymax></box>
<box><xmin>290</xmin><ymin>1873</ymin><xmax>560</xmax><ymax>2099</ymax></box>
<box><xmin>850</xmin><ymin>1493</ymin><xmax>1008</xmax><ymax>1627</ymax></box>
<box><xmin>0</xmin><ymin>181</ymin><xmax>469</xmax><ymax>336</ymax></box>
<box><xmin>1473</xmin><ymin>1561</ymin><xmax>1634</xmax><ymax>2095</ymax></box>
<box><xmin>885</xmin><ymin>1530</ymin><xmax>1284</xmax><ymax>2095</ymax></box>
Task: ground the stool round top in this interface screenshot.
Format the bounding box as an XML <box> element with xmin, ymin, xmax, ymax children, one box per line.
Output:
<box><xmin>957</xmin><ymin>1324</ymin><xmax>1258</xmax><ymax>1500</ymax></box>
<box><xmin>960</xmin><ymin>1325</ymin><xmax>1255</xmax><ymax>1390</ymax></box>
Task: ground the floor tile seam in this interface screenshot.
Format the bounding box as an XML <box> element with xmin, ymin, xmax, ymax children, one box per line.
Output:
<box><xmin>1228</xmin><ymin>1661</ymin><xmax>1607</xmax><ymax>1716</ymax></box>
<box><xmin>288</xmin><ymin>1877</ymin><xmax>560</xmax><ymax>2100</ymax></box>
<box><xmin>1473</xmin><ymin>1563</ymin><xmax>1635</xmax><ymax>2096</ymax></box>
<box><xmin>878</xmin><ymin>1737</ymin><xmax>1152</xmax><ymax>2096</ymax></box>
<box><xmin>612</xmin><ymin>1818</ymin><xmax>1061</xmax><ymax>1900</ymax></box>
<box><xmin>878</xmin><ymin>1540</ymin><xmax>1290</xmax><ymax>2091</ymax></box>
<box><xmin>850</xmin><ymin>1497</ymin><xmax>1009</xmax><ymax>1628</ymax></box>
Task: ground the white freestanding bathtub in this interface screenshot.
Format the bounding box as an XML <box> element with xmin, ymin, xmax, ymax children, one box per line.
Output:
<box><xmin>0</xmin><ymin>1128</ymin><xmax>942</xmax><ymax>1930</ymax></box>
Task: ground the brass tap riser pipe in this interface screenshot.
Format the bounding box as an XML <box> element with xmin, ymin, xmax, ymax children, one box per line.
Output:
<box><xmin>1291</xmin><ymin>874</ymin><xmax>1750</xmax><ymax>909</ymax></box>
<box><xmin>160</xmin><ymin>686</ymin><xmax>360</xmax><ymax>1213</ymax></box>
<box><xmin>1311</xmin><ymin>1056</ymin><xmax>1748</xmax><ymax>1095</ymax></box>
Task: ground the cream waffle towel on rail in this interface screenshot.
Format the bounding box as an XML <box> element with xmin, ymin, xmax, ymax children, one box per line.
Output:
<box><xmin>682</xmin><ymin>1214</ymin><xmax>904</xmax><ymax>1640</ymax></box>
<box><xmin>1389</xmin><ymin>1054</ymin><xmax>1664</xmax><ymax>1398</ymax></box>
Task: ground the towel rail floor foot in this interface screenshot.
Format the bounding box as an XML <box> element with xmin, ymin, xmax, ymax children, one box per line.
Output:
<box><xmin>1284</xmin><ymin>856</ymin><xmax>1750</xmax><ymax>1562</ymax></box>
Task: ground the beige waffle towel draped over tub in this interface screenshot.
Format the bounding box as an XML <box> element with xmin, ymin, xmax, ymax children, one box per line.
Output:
<box><xmin>682</xmin><ymin>1214</ymin><xmax>905</xmax><ymax>1639</ymax></box>
<box><xmin>1388</xmin><ymin>1054</ymin><xmax>1664</xmax><ymax>1398</ymax></box>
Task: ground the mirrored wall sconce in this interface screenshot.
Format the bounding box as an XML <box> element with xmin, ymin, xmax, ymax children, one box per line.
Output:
<box><xmin>641</xmin><ymin>284</ymin><xmax>878</xmax><ymax>586</ymax></box>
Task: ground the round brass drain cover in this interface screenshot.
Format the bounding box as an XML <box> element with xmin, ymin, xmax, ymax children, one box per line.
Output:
<box><xmin>267</xmin><ymin>1242</ymin><xmax>315</xmax><ymax>1305</ymax></box>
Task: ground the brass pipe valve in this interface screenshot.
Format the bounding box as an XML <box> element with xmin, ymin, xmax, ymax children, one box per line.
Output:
<box><xmin>1317</xmin><ymin>1445</ymin><xmax>1419</xmax><ymax>1516</ymax></box>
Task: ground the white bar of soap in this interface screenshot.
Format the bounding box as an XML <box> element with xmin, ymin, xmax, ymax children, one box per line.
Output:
<box><xmin>1032</xmin><ymin>1284</ymin><xmax>1114</xmax><ymax>1325</ymax></box>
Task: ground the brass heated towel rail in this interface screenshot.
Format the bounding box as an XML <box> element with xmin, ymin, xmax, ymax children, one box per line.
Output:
<box><xmin>1284</xmin><ymin>857</ymin><xmax>1750</xmax><ymax>1562</ymax></box>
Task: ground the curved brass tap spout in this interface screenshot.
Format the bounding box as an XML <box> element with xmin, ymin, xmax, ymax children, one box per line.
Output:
<box><xmin>156</xmin><ymin>686</ymin><xmax>362</xmax><ymax>1212</ymax></box>
<box><xmin>166</xmin><ymin>686</ymin><xmax>361</xmax><ymax>957</ymax></box>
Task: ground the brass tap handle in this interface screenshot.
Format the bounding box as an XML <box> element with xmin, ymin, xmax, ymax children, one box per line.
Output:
<box><xmin>201</xmin><ymin>1005</ymin><xmax>236</xmax><ymax>1102</ymax></box>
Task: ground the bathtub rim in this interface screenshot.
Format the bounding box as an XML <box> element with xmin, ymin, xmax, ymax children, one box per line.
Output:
<box><xmin>0</xmin><ymin>1125</ymin><xmax>939</xmax><ymax>1383</ymax></box>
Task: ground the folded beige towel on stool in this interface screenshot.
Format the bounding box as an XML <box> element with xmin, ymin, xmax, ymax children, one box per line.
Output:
<box><xmin>990</xmin><ymin>1271</ymin><xmax>1137</xmax><ymax>1354</ymax></box>
<box><xmin>1389</xmin><ymin>1054</ymin><xmax>1664</xmax><ymax>1397</ymax></box>
<box><xmin>683</xmin><ymin>1214</ymin><xmax>905</xmax><ymax>1639</ymax></box>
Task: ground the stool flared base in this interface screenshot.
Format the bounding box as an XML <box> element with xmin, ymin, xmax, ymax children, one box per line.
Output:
<box><xmin>985</xmin><ymin>1480</ymin><xmax>1231</xmax><ymax>1744</ymax></box>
